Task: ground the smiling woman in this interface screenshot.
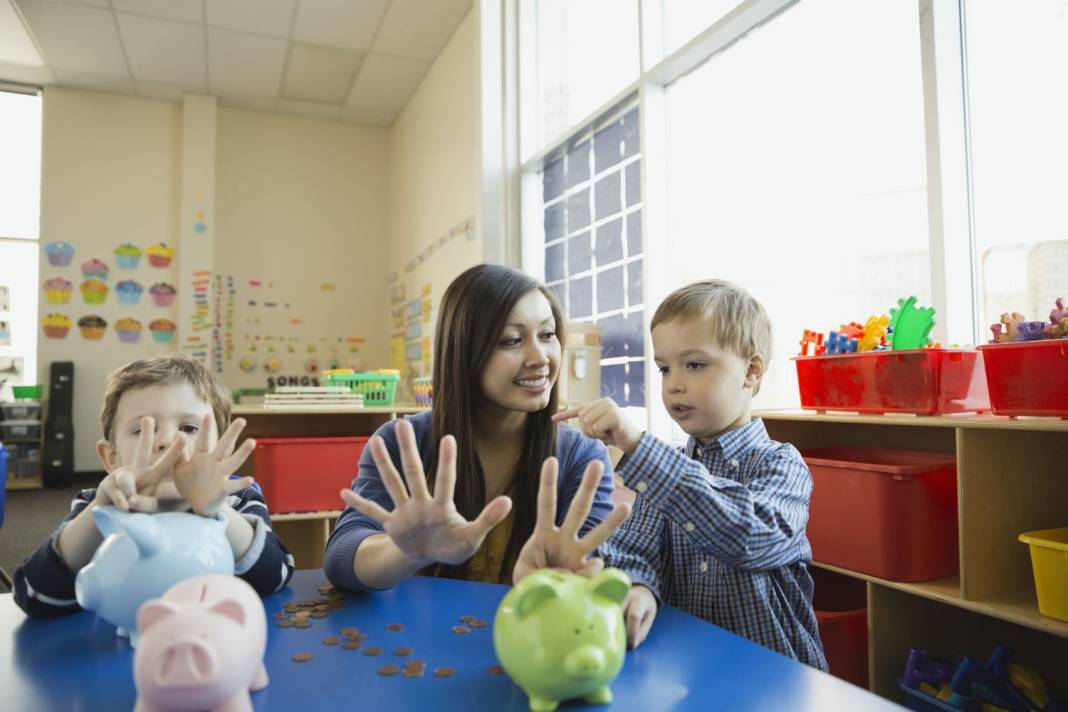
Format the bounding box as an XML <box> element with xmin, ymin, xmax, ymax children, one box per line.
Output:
<box><xmin>325</xmin><ymin>264</ymin><xmax>629</xmax><ymax>592</ymax></box>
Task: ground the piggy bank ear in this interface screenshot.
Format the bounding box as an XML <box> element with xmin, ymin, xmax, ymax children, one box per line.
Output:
<box><xmin>515</xmin><ymin>572</ymin><xmax>561</xmax><ymax>619</ymax></box>
<box><xmin>587</xmin><ymin>568</ymin><xmax>631</xmax><ymax>605</ymax></box>
<box><xmin>209</xmin><ymin>599</ymin><xmax>246</xmax><ymax>627</ymax></box>
<box><xmin>121</xmin><ymin>513</ymin><xmax>163</xmax><ymax>557</ymax></box>
<box><xmin>137</xmin><ymin>599</ymin><xmax>180</xmax><ymax>633</ymax></box>
<box><xmin>91</xmin><ymin>505</ymin><xmax>121</xmax><ymax>537</ymax></box>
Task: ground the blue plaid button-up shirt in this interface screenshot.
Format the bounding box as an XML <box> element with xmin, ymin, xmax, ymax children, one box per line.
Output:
<box><xmin>602</xmin><ymin>417</ymin><xmax>828</xmax><ymax>670</ymax></box>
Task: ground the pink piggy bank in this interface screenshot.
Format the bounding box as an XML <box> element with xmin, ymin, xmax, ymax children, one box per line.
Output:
<box><xmin>133</xmin><ymin>575</ymin><xmax>268</xmax><ymax>712</ymax></box>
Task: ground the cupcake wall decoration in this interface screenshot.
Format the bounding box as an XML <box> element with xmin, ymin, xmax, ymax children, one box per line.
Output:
<box><xmin>146</xmin><ymin>242</ymin><xmax>174</xmax><ymax>268</ymax></box>
<box><xmin>115</xmin><ymin>280</ymin><xmax>144</xmax><ymax>305</ymax></box>
<box><xmin>81</xmin><ymin>258</ymin><xmax>108</xmax><ymax>280</ymax></box>
<box><xmin>44</xmin><ymin>241</ymin><xmax>75</xmax><ymax>267</ymax></box>
<box><xmin>149</xmin><ymin>282</ymin><xmax>176</xmax><ymax>306</ymax></box>
<box><xmin>114</xmin><ymin>243</ymin><xmax>142</xmax><ymax>269</ymax></box>
<box><xmin>43</xmin><ymin>277</ymin><xmax>73</xmax><ymax>304</ymax></box>
<box><xmin>114</xmin><ymin>318</ymin><xmax>143</xmax><ymax>343</ymax></box>
<box><xmin>78</xmin><ymin>315</ymin><xmax>107</xmax><ymax>340</ymax></box>
<box><xmin>42</xmin><ymin>313</ymin><xmax>72</xmax><ymax>338</ymax></box>
<box><xmin>149</xmin><ymin>319</ymin><xmax>176</xmax><ymax>343</ymax></box>
<box><xmin>80</xmin><ymin>279</ymin><xmax>108</xmax><ymax>304</ymax></box>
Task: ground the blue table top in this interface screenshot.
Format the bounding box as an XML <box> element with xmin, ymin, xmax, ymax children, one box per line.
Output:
<box><xmin>1</xmin><ymin>570</ymin><xmax>902</xmax><ymax>711</ymax></box>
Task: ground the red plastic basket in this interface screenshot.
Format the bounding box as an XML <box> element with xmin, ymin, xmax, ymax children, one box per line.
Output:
<box><xmin>977</xmin><ymin>340</ymin><xmax>1068</xmax><ymax>418</ymax></box>
<box><xmin>794</xmin><ymin>348</ymin><xmax>990</xmax><ymax>415</ymax></box>
<box><xmin>812</xmin><ymin>567</ymin><xmax>868</xmax><ymax>689</ymax></box>
<box><xmin>803</xmin><ymin>448</ymin><xmax>959</xmax><ymax>582</ymax></box>
<box><xmin>252</xmin><ymin>436</ymin><xmax>367</xmax><ymax>514</ymax></box>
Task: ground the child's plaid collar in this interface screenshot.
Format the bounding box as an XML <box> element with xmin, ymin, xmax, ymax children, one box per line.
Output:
<box><xmin>686</xmin><ymin>417</ymin><xmax>768</xmax><ymax>461</ymax></box>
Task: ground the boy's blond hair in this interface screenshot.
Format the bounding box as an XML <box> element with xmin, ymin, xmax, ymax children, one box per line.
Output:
<box><xmin>101</xmin><ymin>354</ymin><xmax>231</xmax><ymax>441</ymax></box>
<box><xmin>651</xmin><ymin>279</ymin><xmax>773</xmax><ymax>367</ymax></box>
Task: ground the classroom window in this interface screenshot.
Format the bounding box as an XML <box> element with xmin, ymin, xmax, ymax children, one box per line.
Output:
<box><xmin>529</xmin><ymin>0</ymin><xmax>640</xmax><ymax>155</ymax></box>
<box><xmin>541</xmin><ymin>106</ymin><xmax>645</xmax><ymax>408</ymax></box>
<box><xmin>0</xmin><ymin>90</ymin><xmax>43</xmax><ymax>397</ymax></box>
<box><xmin>963</xmin><ymin>0</ymin><xmax>1068</xmax><ymax>336</ymax></box>
<box><xmin>663</xmin><ymin>0</ymin><xmax>930</xmax><ymax>409</ymax></box>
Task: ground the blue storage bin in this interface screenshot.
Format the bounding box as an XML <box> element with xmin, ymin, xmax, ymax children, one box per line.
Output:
<box><xmin>898</xmin><ymin>678</ymin><xmax>973</xmax><ymax>712</ymax></box>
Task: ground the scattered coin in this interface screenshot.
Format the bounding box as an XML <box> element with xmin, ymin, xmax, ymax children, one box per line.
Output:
<box><xmin>487</xmin><ymin>665</ymin><xmax>505</xmax><ymax>676</ymax></box>
<box><xmin>341</xmin><ymin>627</ymin><xmax>360</xmax><ymax>637</ymax></box>
<box><xmin>284</xmin><ymin>603</ymin><xmax>300</xmax><ymax>612</ymax></box>
<box><xmin>322</xmin><ymin>637</ymin><xmax>340</xmax><ymax>646</ymax></box>
<box><xmin>342</xmin><ymin>640</ymin><xmax>361</xmax><ymax>650</ymax></box>
<box><xmin>294</xmin><ymin>620</ymin><xmax>311</xmax><ymax>629</ymax></box>
<box><xmin>318</xmin><ymin>585</ymin><xmax>336</xmax><ymax>594</ymax></box>
<box><xmin>433</xmin><ymin>667</ymin><xmax>455</xmax><ymax>678</ymax></box>
<box><xmin>292</xmin><ymin>653</ymin><xmax>313</xmax><ymax>663</ymax></box>
<box><xmin>272</xmin><ymin>612</ymin><xmax>288</xmax><ymax>620</ymax></box>
<box><xmin>451</xmin><ymin>626</ymin><xmax>470</xmax><ymax>635</ymax></box>
<box><xmin>378</xmin><ymin>664</ymin><xmax>400</xmax><ymax>676</ymax></box>
<box><xmin>393</xmin><ymin>647</ymin><xmax>413</xmax><ymax>657</ymax></box>
<box><xmin>363</xmin><ymin>646</ymin><xmax>384</xmax><ymax>656</ymax></box>
<box><xmin>459</xmin><ymin>615</ymin><xmax>476</xmax><ymax>624</ymax></box>
<box><xmin>277</xmin><ymin>620</ymin><xmax>294</xmax><ymax>629</ymax></box>
<box><xmin>402</xmin><ymin>668</ymin><xmax>424</xmax><ymax>678</ymax></box>
<box><xmin>469</xmin><ymin>620</ymin><xmax>487</xmax><ymax>629</ymax></box>
<box><xmin>311</xmin><ymin>612</ymin><xmax>328</xmax><ymax>619</ymax></box>
<box><xmin>386</xmin><ymin>623</ymin><xmax>404</xmax><ymax>632</ymax></box>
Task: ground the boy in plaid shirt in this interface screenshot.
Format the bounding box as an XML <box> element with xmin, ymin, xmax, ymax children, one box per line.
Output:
<box><xmin>555</xmin><ymin>280</ymin><xmax>826</xmax><ymax>669</ymax></box>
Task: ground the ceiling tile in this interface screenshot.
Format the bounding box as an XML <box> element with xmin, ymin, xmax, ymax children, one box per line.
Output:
<box><xmin>117</xmin><ymin>12</ymin><xmax>206</xmax><ymax>88</ymax></box>
<box><xmin>292</xmin><ymin>0</ymin><xmax>388</xmax><ymax>51</ymax></box>
<box><xmin>0</xmin><ymin>59</ymin><xmax>54</xmax><ymax>85</ymax></box>
<box><xmin>135</xmin><ymin>79</ymin><xmax>189</xmax><ymax>100</ymax></box>
<box><xmin>206</xmin><ymin>0</ymin><xmax>294</xmax><ymax>38</ymax></box>
<box><xmin>341</xmin><ymin>106</ymin><xmax>393</xmax><ymax>126</ymax></box>
<box><xmin>207</xmin><ymin>26</ymin><xmax>286</xmax><ymax>97</ymax></box>
<box><xmin>0</xmin><ymin>0</ymin><xmax>44</xmax><ymax>65</ymax></box>
<box><xmin>372</xmin><ymin>0</ymin><xmax>469</xmax><ymax>60</ymax></box>
<box><xmin>111</xmin><ymin>0</ymin><xmax>203</xmax><ymax>24</ymax></box>
<box><xmin>345</xmin><ymin>52</ymin><xmax>427</xmax><ymax>113</ymax></box>
<box><xmin>216</xmin><ymin>91</ymin><xmax>276</xmax><ymax>112</ymax></box>
<box><xmin>53</xmin><ymin>68</ymin><xmax>134</xmax><ymax>94</ymax></box>
<box><xmin>276</xmin><ymin>98</ymin><xmax>341</xmax><ymax>121</ymax></box>
<box><xmin>15</xmin><ymin>0</ymin><xmax>129</xmax><ymax>76</ymax></box>
<box><xmin>282</xmin><ymin>43</ymin><xmax>361</xmax><ymax>104</ymax></box>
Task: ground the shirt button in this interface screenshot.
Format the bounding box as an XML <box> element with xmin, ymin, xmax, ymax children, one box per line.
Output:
<box><xmin>635</xmin><ymin>481</ymin><xmax>648</xmax><ymax>493</ymax></box>
<box><xmin>684</xmin><ymin>521</ymin><xmax>695</xmax><ymax>532</ymax></box>
<box><xmin>729</xmin><ymin>458</ymin><xmax>740</xmax><ymax>469</ymax></box>
<box><xmin>700</xmin><ymin>561</ymin><xmax>709</xmax><ymax>573</ymax></box>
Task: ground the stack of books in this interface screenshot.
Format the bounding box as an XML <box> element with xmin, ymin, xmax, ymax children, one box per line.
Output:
<box><xmin>263</xmin><ymin>386</ymin><xmax>365</xmax><ymax>408</ymax></box>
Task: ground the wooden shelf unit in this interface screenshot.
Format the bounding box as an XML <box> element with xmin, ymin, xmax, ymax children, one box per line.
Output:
<box><xmin>233</xmin><ymin>405</ymin><xmax>428</xmax><ymax>570</ymax></box>
<box><xmin>755</xmin><ymin>409</ymin><xmax>1068</xmax><ymax>703</ymax></box>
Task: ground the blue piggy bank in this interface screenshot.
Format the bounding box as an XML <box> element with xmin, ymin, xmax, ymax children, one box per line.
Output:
<box><xmin>74</xmin><ymin>506</ymin><xmax>234</xmax><ymax>647</ymax></box>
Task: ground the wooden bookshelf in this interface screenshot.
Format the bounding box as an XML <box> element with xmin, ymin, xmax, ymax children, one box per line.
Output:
<box><xmin>755</xmin><ymin>409</ymin><xmax>1068</xmax><ymax>704</ymax></box>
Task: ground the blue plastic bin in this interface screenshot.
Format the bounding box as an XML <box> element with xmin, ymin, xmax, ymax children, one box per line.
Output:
<box><xmin>898</xmin><ymin>678</ymin><xmax>972</xmax><ymax>712</ymax></box>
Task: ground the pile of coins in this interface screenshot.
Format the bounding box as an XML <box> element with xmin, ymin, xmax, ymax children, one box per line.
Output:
<box><xmin>280</xmin><ymin>585</ymin><xmax>503</xmax><ymax>680</ymax></box>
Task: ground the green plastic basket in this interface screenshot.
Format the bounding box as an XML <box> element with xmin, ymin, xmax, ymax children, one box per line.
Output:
<box><xmin>322</xmin><ymin>371</ymin><xmax>400</xmax><ymax>406</ymax></box>
<box><xmin>12</xmin><ymin>385</ymin><xmax>42</xmax><ymax>400</ymax></box>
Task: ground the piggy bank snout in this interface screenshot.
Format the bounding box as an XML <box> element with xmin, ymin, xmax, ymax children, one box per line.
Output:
<box><xmin>563</xmin><ymin>644</ymin><xmax>607</xmax><ymax>679</ymax></box>
<box><xmin>155</xmin><ymin>635</ymin><xmax>219</xmax><ymax>688</ymax></box>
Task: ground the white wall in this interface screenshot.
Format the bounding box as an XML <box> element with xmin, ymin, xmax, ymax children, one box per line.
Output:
<box><xmin>38</xmin><ymin>89</ymin><xmax>391</xmax><ymax>471</ymax></box>
<box><xmin>216</xmin><ymin>108</ymin><xmax>390</xmax><ymax>392</ymax></box>
<box><xmin>38</xmin><ymin>87</ymin><xmax>182</xmax><ymax>471</ymax></box>
<box><xmin>386</xmin><ymin>9</ymin><xmax>483</xmax><ymax>382</ymax></box>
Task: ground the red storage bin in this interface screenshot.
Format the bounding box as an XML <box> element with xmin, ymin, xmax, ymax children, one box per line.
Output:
<box><xmin>812</xmin><ymin>567</ymin><xmax>868</xmax><ymax>689</ymax></box>
<box><xmin>252</xmin><ymin>436</ymin><xmax>367</xmax><ymax>514</ymax></box>
<box><xmin>803</xmin><ymin>448</ymin><xmax>959</xmax><ymax>582</ymax></box>
<box><xmin>978</xmin><ymin>340</ymin><xmax>1068</xmax><ymax>418</ymax></box>
<box><xmin>794</xmin><ymin>349</ymin><xmax>990</xmax><ymax>415</ymax></box>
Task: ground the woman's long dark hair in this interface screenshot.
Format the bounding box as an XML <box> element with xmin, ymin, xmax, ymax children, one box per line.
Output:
<box><xmin>425</xmin><ymin>264</ymin><xmax>565</xmax><ymax>583</ymax></box>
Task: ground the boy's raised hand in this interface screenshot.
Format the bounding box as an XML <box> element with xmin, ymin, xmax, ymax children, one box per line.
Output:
<box><xmin>339</xmin><ymin>419</ymin><xmax>513</xmax><ymax>568</ymax></box>
<box><xmin>552</xmin><ymin>397</ymin><xmax>643</xmax><ymax>454</ymax></box>
<box><xmin>512</xmin><ymin>457</ymin><xmax>631</xmax><ymax>583</ymax></box>
<box><xmin>96</xmin><ymin>416</ymin><xmax>186</xmax><ymax>512</ymax></box>
<box><xmin>169</xmin><ymin>415</ymin><xmax>257</xmax><ymax>517</ymax></box>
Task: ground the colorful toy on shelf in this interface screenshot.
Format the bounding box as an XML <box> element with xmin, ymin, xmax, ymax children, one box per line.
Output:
<box><xmin>494</xmin><ymin>569</ymin><xmax>630</xmax><ymax>712</ymax></box>
<box><xmin>889</xmin><ymin>296</ymin><xmax>936</xmax><ymax>350</ymax></box>
<box><xmin>799</xmin><ymin>329</ymin><xmax>825</xmax><ymax>356</ymax></box>
<box><xmin>998</xmin><ymin>312</ymin><xmax>1026</xmax><ymax>343</ymax></box>
<box><xmin>413</xmin><ymin>377</ymin><xmax>433</xmax><ymax>407</ymax></box>
<box><xmin>839</xmin><ymin>321</ymin><xmax>865</xmax><ymax>341</ymax></box>
<box><xmin>825</xmin><ymin>330</ymin><xmax>858</xmax><ymax>354</ymax></box>
<box><xmin>858</xmin><ymin>315</ymin><xmax>890</xmax><ymax>352</ymax></box>
<box><xmin>1017</xmin><ymin>321</ymin><xmax>1047</xmax><ymax>342</ymax></box>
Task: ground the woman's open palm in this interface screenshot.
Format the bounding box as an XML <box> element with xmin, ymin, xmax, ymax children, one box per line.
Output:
<box><xmin>340</xmin><ymin>419</ymin><xmax>512</xmax><ymax>567</ymax></box>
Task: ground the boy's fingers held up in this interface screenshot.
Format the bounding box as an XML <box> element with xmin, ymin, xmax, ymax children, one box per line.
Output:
<box><xmin>224</xmin><ymin>476</ymin><xmax>254</xmax><ymax>494</ymax></box>
<box><xmin>216</xmin><ymin>417</ymin><xmax>246</xmax><ymax>458</ymax></box>
<box><xmin>134</xmin><ymin>416</ymin><xmax>155</xmax><ymax>467</ymax></box>
<box><xmin>128</xmin><ymin>494</ymin><xmax>159</xmax><ymax>513</ymax></box>
<box><xmin>221</xmin><ymin>438</ymin><xmax>256</xmax><ymax>473</ymax></box>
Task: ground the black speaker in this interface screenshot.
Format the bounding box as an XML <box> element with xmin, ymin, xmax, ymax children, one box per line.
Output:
<box><xmin>42</xmin><ymin>361</ymin><xmax>74</xmax><ymax>488</ymax></box>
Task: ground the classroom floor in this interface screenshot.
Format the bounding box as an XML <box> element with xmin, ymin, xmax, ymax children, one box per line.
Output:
<box><xmin>1</xmin><ymin>474</ymin><xmax>99</xmax><ymax>590</ymax></box>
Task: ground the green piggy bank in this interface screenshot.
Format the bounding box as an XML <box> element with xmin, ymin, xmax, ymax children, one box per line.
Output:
<box><xmin>493</xmin><ymin>568</ymin><xmax>631</xmax><ymax>712</ymax></box>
